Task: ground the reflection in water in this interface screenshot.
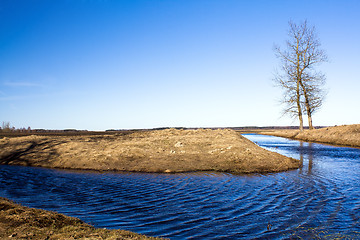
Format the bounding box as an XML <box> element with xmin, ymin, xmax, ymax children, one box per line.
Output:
<box><xmin>298</xmin><ymin>141</ymin><xmax>314</xmax><ymax>175</ymax></box>
<box><xmin>0</xmin><ymin>134</ymin><xmax>360</xmax><ymax>239</ymax></box>
<box><xmin>308</xmin><ymin>142</ymin><xmax>314</xmax><ymax>174</ymax></box>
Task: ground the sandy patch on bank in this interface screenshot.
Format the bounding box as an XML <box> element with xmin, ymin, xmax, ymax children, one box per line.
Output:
<box><xmin>0</xmin><ymin>129</ymin><xmax>300</xmax><ymax>174</ymax></box>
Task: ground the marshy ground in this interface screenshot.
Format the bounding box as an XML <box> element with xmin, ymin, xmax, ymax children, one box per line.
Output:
<box><xmin>1</xmin><ymin>126</ymin><xmax>359</xmax><ymax>239</ymax></box>
<box><xmin>0</xmin><ymin>128</ymin><xmax>301</xmax><ymax>239</ymax></box>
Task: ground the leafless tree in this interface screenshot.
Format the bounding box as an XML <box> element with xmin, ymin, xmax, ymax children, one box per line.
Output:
<box><xmin>274</xmin><ymin>68</ymin><xmax>304</xmax><ymax>129</ymax></box>
<box><xmin>1</xmin><ymin>121</ymin><xmax>11</xmax><ymax>132</ymax></box>
<box><xmin>274</xmin><ymin>20</ymin><xmax>328</xmax><ymax>130</ymax></box>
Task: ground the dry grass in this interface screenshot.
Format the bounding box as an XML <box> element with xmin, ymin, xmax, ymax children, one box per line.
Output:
<box><xmin>0</xmin><ymin>129</ymin><xmax>300</xmax><ymax>174</ymax></box>
<box><xmin>259</xmin><ymin>124</ymin><xmax>360</xmax><ymax>147</ymax></box>
<box><xmin>0</xmin><ymin>197</ymin><xmax>164</xmax><ymax>240</ymax></box>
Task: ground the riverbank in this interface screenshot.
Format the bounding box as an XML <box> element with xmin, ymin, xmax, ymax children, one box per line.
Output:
<box><xmin>0</xmin><ymin>197</ymin><xmax>163</xmax><ymax>240</ymax></box>
<box><xmin>0</xmin><ymin>128</ymin><xmax>300</xmax><ymax>174</ymax></box>
<box><xmin>259</xmin><ymin>124</ymin><xmax>360</xmax><ymax>148</ymax></box>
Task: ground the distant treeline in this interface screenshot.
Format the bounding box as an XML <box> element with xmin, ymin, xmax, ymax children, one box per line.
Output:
<box><xmin>1</xmin><ymin>121</ymin><xmax>98</xmax><ymax>137</ymax></box>
<box><xmin>106</xmin><ymin>126</ymin><xmax>326</xmax><ymax>132</ymax></box>
<box><xmin>1</xmin><ymin>123</ymin><xmax>327</xmax><ymax>137</ymax></box>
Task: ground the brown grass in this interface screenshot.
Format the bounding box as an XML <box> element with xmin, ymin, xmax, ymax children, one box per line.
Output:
<box><xmin>259</xmin><ymin>124</ymin><xmax>360</xmax><ymax>147</ymax></box>
<box><xmin>0</xmin><ymin>129</ymin><xmax>300</xmax><ymax>174</ymax></box>
<box><xmin>0</xmin><ymin>197</ymin><xmax>164</xmax><ymax>240</ymax></box>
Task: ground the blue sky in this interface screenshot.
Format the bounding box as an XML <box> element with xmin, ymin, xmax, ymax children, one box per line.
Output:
<box><xmin>1</xmin><ymin>0</ymin><xmax>359</xmax><ymax>130</ymax></box>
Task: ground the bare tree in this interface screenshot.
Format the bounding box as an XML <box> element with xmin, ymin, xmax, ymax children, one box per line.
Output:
<box><xmin>274</xmin><ymin>68</ymin><xmax>305</xmax><ymax>130</ymax></box>
<box><xmin>1</xmin><ymin>121</ymin><xmax>11</xmax><ymax>132</ymax></box>
<box><xmin>300</xmin><ymin>71</ymin><xmax>327</xmax><ymax>129</ymax></box>
<box><xmin>274</xmin><ymin>20</ymin><xmax>328</xmax><ymax>130</ymax></box>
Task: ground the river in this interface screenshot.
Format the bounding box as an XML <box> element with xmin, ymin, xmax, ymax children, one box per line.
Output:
<box><xmin>1</xmin><ymin>134</ymin><xmax>359</xmax><ymax>239</ymax></box>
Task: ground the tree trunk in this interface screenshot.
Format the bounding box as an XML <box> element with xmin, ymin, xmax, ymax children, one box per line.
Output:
<box><xmin>298</xmin><ymin>108</ymin><xmax>304</xmax><ymax>131</ymax></box>
<box><xmin>307</xmin><ymin>114</ymin><xmax>314</xmax><ymax>130</ymax></box>
<box><xmin>299</xmin><ymin>80</ymin><xmax>314</xmax><ymax>130</ymax></box>
<box><xmin>296</xmin><ymin>83</ymin><xmax>304</xmax><ymax>131</ymax></box>
<box><xmin>296</xmin><ymin>63</ymin><xmax>304</xmax><ymax>131</ymax></box>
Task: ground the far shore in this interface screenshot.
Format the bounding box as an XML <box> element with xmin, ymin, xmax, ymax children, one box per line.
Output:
<box><xmin>257</xmin><ymin>124</ymin><xmax>360</xmax><ymax>148</ymax></box>
<box><xmin>0</xmin><ymin>128</ymin><xmax>300</xmax><ymax>174</ymax></box>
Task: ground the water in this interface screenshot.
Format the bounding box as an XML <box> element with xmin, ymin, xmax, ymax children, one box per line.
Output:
<box><xmin>1</xmin><ymin>134</ymin><xmax>360</xmax><ymax>239</ymax></box>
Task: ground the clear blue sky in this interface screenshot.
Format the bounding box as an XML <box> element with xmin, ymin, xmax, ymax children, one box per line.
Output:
<box><xmin>1</xmin><ymin>0</ymin><xmax>359</xmax><ymax>130</ymax></box>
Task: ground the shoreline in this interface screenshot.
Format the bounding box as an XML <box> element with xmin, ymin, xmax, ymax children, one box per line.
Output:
<box><xmin>0</xmin><ymin>128</ymin><xmax>300</xmax><ymax>174</ymax></box>
<box><xmin>0</xmin><ymin>197</ymin><xmax>164</xmax><ymax>240</ymax></box>
<box><xmin>257</xmin><ymin>124</ymin><xmax>360</xmax><ymax>148</ymax></box>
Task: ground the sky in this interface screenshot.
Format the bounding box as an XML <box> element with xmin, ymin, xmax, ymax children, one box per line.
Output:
<box><xmin>1</xmin><ymin>0</ymin><xmax>359</xmax><ymax>130</ymax></box>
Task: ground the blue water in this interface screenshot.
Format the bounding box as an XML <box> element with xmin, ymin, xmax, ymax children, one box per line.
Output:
<box><xmin>1</xmin><ymin>134</ymin><xmax>360</xmax><ymax>239</ymax></box>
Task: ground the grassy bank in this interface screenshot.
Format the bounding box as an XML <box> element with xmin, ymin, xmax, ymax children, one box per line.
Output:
<box><xmin>0</xmin><ymin>128</ymin><xmax>300</xmax><ymax>174</ymax></box>
<box><xmin>0</xmin><ymin>197</ymin><xmax>164</xmax><ymax>240</ymax></box>
<box><xmin>259</xmin><ymin>124</ymin><xmax>360</xmax><ymax>148</ymax></box>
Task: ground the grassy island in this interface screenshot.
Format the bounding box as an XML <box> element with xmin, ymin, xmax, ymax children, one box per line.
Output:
<box><xmin>0</xmin><ymin>128</ymin><xmax>299</xmax><ymax>174</ymax></box>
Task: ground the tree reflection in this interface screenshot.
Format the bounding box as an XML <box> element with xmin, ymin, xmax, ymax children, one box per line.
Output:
<box><xmin>307</xmin><ymin>143</ymin><xmax>314</xmax><ymax>174</ymax></box>
<box><xmin>299</xmin><ymin>141</ymin><xmax>314</xmax><ymax>175</ymax></box>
